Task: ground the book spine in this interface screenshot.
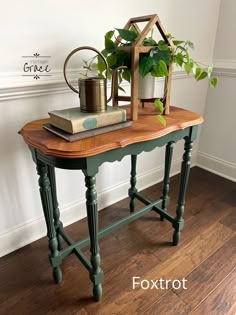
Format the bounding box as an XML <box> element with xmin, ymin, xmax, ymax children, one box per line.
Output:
<box><xmin>49</xmin><ymin>115</ymin><xmax>73</xmax><ymax>134</ymax></box>
<box><xmin>50</xmin><ymin>108</ymin><xmax>126</xmax><ymax>134</ymax></box>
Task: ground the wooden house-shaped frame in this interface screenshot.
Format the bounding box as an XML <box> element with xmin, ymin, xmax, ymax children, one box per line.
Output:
<box><xmin>112</xmin><ymin>14</ymin><xmax>174</xmax><ymax>120</ymax></box>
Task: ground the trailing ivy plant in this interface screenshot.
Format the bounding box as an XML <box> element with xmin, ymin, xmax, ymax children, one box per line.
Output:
<box><xmin>84</xmin><ymin>27</ymin><xmax>218</xmax><ymax>125</ymax></box>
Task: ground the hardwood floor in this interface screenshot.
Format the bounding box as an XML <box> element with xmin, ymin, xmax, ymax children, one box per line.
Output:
<box><xmin>0</xmin><ymin>167</ymin><xmax>235</xmax><ymax>315</ymax></box>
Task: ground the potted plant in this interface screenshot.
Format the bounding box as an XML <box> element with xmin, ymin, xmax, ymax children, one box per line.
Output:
<box><xmin>83</xmin><ymin>26</ymin><xmax>218</xmax><ymax>125</ymax></box>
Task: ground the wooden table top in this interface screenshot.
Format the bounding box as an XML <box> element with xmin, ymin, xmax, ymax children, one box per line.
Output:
<box><xmin>19</xmin><ymin>105</ymin><xmax>203</xmax><ymax>159</ymax></box>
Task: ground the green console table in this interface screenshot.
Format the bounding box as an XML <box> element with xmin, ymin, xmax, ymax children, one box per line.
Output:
<box><xmin>19</xmin><ymin>105</ymin><xmax>203</xmax><ymax>301</ymax></box>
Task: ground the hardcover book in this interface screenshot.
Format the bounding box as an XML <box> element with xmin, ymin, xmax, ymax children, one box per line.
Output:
<box><xmin>43</xmin><ymin>121</ymin><xmax>132</xmax><ymax>142</ymax></box>
<box><xmin>48</xmin><ymin>106</ymin><xmax>126</xmax><ymax>134</ymax></box>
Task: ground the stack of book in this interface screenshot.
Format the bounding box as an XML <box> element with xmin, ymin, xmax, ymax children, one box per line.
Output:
<box><xmin>43</xmin><ymin>106</ymin><xmax>132</xmax><ymax>142</ymax></box>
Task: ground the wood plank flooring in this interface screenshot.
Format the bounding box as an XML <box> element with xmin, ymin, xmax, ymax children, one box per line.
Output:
<box><xmin>0</xmin><ymin>167</ymin><xmax>235</xmax><ymax>315</ymax></box>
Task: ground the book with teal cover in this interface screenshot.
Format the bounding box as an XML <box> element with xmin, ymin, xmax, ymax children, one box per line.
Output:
<box><xmin>49</xmin><ymin>106</ymin><xmax>126</xmax><ymax>134</ymax></box>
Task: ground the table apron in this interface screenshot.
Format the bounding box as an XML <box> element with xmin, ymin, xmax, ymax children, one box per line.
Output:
<box><xmin>30</xmin><ymin>126</ymin><xmax>198</xmax><ymax>174</ymax></box>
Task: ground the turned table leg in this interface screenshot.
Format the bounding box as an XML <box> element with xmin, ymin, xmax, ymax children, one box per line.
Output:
<box><xmin>160</xmin><ymin>142</ymin><xmax>174</xmax><ymax>221</ymax></box>
<box><xmin>47</xmin><ymin>166</ymin><xmax>63</xmax><ymax>250</ymax></box>
<box><xmin>83</xmin><ymin>171</ymin><xmax>104</xmax><ymax>301</ymax></box>
<box><xmin>129</xmin><ymin>155</ymin><xmax>137</xmax><ymax>212</ymax></box>
<box><xmin>36</xmin><ymin>160</ymin><xmax>62</xmax><ymax>283</ymax></box>
<box><xmin>172</xmin><ymin>137</ymin><xmax>193</xmax><ymax>246</ymax></box>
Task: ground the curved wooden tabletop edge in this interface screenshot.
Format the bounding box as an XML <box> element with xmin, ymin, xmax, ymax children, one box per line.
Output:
<box><xmin>19</xmin><ymin>105</ymin><xmax>204</xmax><ymax>159</ymax></box>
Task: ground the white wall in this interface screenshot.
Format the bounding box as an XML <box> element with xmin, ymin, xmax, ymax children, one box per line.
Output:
<box><xmin>0</xmin><ymin>0</ymin><xmax>221</xmax><ymax>256</ymax></box>
<box><xmin>213</xmin><ymin>0</ymin><xmax>236</xmax><ymax>60</ymax></box>
<box><xmin>198</xmin><ymin>0</ymin><xmax>236</xmax><ymax>181</ymax></box>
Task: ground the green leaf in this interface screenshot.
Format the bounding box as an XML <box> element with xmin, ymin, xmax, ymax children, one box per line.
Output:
<box><xmin>130</xmin><ymin>25</ymin><xmax>139</xmax><ymax>35</ymax></box>
<box><xmin>157</xmin><ymin>40</ymin><xmax>169</xmax><ymax>51</ymax></box>
<box><xmin>101</xmin><ymin>49</ymin><xmax>108</xmax><ymax>57</ymax></box>
<box><xmin>186</xmin><ymin>52</ymin><xmax>190</xmax><ymax>63</ymax></box>
<box><xmin>184</xmin><ymin>62</ymin><xmax>192</xmax><ymax>75</ymax></box>
<box><xmin>198</xmin><ymin>71</ymin><xmax>208</xmax><ymax>80</ymax></box>
<box><xmin>159</xmin><ymin>60</ymin><xmax>169</xmax><ymax>76</ymax></box>
<box><xmin>108</xmin><ymin>50</ymin><xmax>131</xmax><ymax>70</ymax></box>
<box><xmin>208</xmin><ymin>65</ymin><xmax>213</xmax><ymax>78</ymax></box>
<box><xmin>142</xmin><ymin>37</ymin><xmax>157</xmax><ymax>46</ymax></box>
<box><xmin>186</xmin><ymin>40</ymin><xmax>195</xmax><ymax>49</ymax></box>
<box><xmin>150</xmin><ymin>27</ymin><xmax>154</xmax><ymax>39</ymax></box>
<box><xmin>175</xmin><ymin>45</ymin><xmax>187</xmax><ymax>53</ymax></box>
<box><xmin>156</xmin><ymin>114</ymin><xmax>166</xmax><ymax>126</ymax></box>
<box><xmin>159</xmin><ymin>44</ymin><xmax>169</xmax><ymax>51</ymax></box>
<box><xmin>105</xmin><ymin>37</ymin><xmax>116</xmax><ymax>52</ymax></box>
<box><xmin>192</xmin><ymin>62</ymin><xmax>197</xmax><ymax>75</ymax></box>
<box><xmin>151</xmin><ymin>60</ymin><xmax>169</xmax><ymax>77</ymax></box>
<box><xmin>195</xmin><ymin>67</ymin><xmax>203</xmax><ymax>80</ymax></box>
<box><xmin>89</xmin><ymin>61</ymin><xmax>98</xmax><ymax>71</ymax></box>
<box><xmin>176</xmin><ymin>53</ymin><xmax>184</xmax><ymax>67</ymax></box>
<box><xmin>107</xmin><ymin>54</ymin><xmax>116</xmax><ymax>68</ymax></box>
<box><xmin>154</xmin><ymin>99</ymin><xmax>164</xmax><ymax>113</ymax></box>
<box><xmin>152</xmin><ymin>63</ymin><xmax>167</xmax><ymax>77</ymax></box>
<box><xmin>107</xmin><ymin>68</ymin><xmax>112</xmax><ymax>80</ymax></box>
<box><xmin>196</xmin><ymin>70</ymin><xmax>207</xmax><ymax>81</ymax></box>
<box><xmin>151</xmin><ymin>69</ymin><xmax>157</xmax><ymax>77</ymax></box>
<box><xmin>152</xmin><ymin>47</ymin><xmax>171</xmax><ymax>65</ymax></box>
<box><xmin>210</xmin><ymin>77</ymin><xmax>218</xmax><ymax>88</ymax></box>
<box><xmin>139</xmin><ymin>56</ymin><xmax>153</xmax><ymax>78</ymax></box>
<box><xmin>97</xmin><ymin>55</ymin><xmax>106</xmax><ymax>73</ymax></box>
<box><xmin>122</xmin><ymin>69</ymin><xmax>131</xmax><ymax>82</ymax></box>
<box><xmin>115</xmin><ymin>28</ymin><xmax>138</xmax><ymax>42</ymax></box>
<box><xmin>105</xmin><ymin>30</ymin><xmax>115</xmax><ymax>40</ymax></box>
<box><xmin>173</xmin><ymin>40</ymin><xmax>185</xmax><ymax>46</ymax></box>
<box><xmin>98</xmin><ymin>73</ymin><xmax>105</xmax><ymax>78</ymax></box>
<box><xmin>118</xmin><ymin>85</ymin><xmax>125</xmax><ymax>92</ymax></box>
<box><xmin>157</xmin><ymin>40</ymin><xmax>166</xmax><ymax>46</ymax></box>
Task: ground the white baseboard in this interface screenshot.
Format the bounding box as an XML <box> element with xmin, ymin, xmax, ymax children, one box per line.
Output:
<box><xmin>197</xmin><ymin>152</ymin><xmax>236</xmax><ymax>182</ymax></box>
<box><xmin>0</xmin><ymin>153</ymin><xmax>197</xmax><ymax>257</ymax></box>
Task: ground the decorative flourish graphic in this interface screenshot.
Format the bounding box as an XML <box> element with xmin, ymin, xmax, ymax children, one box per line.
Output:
<box><xmin>22</xmin><ymin>53</ymin><xmax>52</xmax><ymax>80</ymax></box>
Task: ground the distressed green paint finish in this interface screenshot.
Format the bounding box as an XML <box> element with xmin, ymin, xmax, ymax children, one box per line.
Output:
<box><xmin>47</xmin><ymin>166</ymin><xmax>63</xmax><ymax>250</ymax></box>
<box><xmin>172</xmin><ymin>137</ymin><xmax>193</xmax><ymax>246</ymax></box>
<box><xmin>83</xmin><ymin>172</ymin><xmax>104</xmax><ymax>301</ymax></box>
<box><xmin>160</xmin><ymin>142</ymin><xmax>174</xmax><ymax>221</ymax></box>
<box><xmin>129</xmin><ymin>155</ymin><xmax>137</xmax><ymax>212</ymax></box>
<box><xmin>36</xmin><ymin>160</ymin><xmax>62</xmax><ymax>283</ymax></box>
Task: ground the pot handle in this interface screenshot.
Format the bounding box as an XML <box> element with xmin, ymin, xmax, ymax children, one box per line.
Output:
<box><xmin>63</xmin><ymin>46</ymin><xmax>109</xmax><ymax>94</ymax></box>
